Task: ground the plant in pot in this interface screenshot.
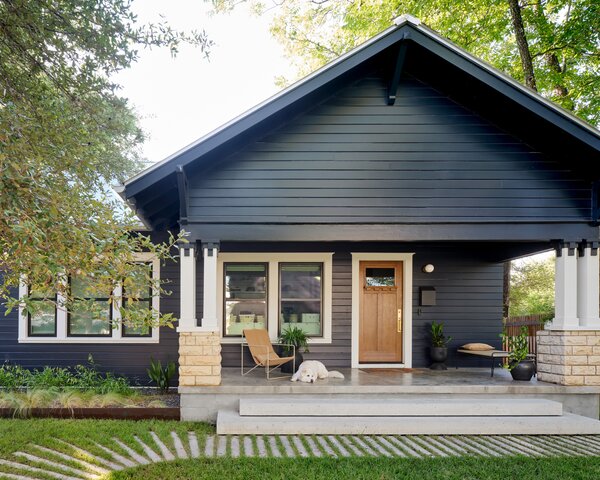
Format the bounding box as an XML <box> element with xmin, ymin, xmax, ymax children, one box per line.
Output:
<box><xmin>278</xmin><ymin>326</ymin><xmax>309</xmax><ymax>374</ymax></box>
<box><xmin>501</xmin><ymin>326</ymin><xmax>535</xmax><ymax>381</ymax></box>
<box><xmin>430</xmin><ymin>321</ymin><xmax>452</xmax><ymax>370</ymax></box>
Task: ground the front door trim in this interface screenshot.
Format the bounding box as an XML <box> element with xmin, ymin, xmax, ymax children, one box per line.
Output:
<box><xmin>351</xmin><ymin>253</ymin><xmax>414</xmax><ymax>368</ymax></box>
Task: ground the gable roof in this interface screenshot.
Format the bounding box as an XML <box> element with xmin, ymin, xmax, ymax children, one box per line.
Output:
<box><xmin>120</xmin><ymin>14</ymin><xmax>600</xmax><ymax>229</ymax></box>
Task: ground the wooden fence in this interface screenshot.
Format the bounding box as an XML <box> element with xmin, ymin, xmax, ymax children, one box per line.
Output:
<box><xmin>502</xmin><ymin>314</ymin><xmax>548</xmax><ymax>357</ymax></box>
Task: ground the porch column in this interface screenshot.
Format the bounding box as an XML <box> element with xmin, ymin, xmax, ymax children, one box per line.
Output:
<box><xmin>201</xmin><ymin>242</ymin><xmax>219</xmax><ymax>329</ymax></box>
<box><xmin>577</xmin><ymin>242</ymin><xmax>600</xmax><ymax>328</ymax></box>
<box><xmin>178</xmin><ymin>243</ymin><xmax>197</xmax><ymax>331</ymax></box>
<box><xmin>177</xmin><ymin>241</ymin><xmax>222</xmax><ymax>387</ymax></box>
<box><xmin>537</xmin><ymin>241</ymin><xmax>600</xmax><ymax>386</ymax></box>
<box><xmin>547</xmin><ymin>242</ymin><xmax>578</xmax><ymax>330</ymax></box>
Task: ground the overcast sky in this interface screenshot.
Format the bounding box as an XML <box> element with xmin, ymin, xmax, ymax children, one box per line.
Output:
<box><xmin>115</xmin><ymin>0</ymin><xmax>294</xmax><ymax>165</ymax></box>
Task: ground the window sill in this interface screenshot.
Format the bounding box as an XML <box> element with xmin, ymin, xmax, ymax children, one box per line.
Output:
<box><xmin>18</xmin><ymin>337</ymin><xmax>160</xmax><ymax>344</ymax></box>
<box><xmin>220</xmin><ymin>336</ymin><xmax>332</xmax><ymax>345</ymax></box>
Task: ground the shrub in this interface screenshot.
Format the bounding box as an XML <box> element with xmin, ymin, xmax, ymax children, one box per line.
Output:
<box><xmin>0</xmin><ymin>356</ymin><xmax>133</xmax><ymax>395</ymax></box>
<box><xmin>147</xmin><ymin>358</ymin><xmax>176</xmax><ymax>394</ymax></box>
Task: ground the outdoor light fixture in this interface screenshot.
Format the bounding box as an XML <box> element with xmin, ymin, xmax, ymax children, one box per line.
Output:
<box><xmin>422</xmin><ymin>264</ymin><xmax>435</xmax><ymax>273</ymax></box>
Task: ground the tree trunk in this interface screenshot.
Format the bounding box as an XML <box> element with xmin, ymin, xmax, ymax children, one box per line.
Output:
<box><xmin>507</xmin><ymin>0</ymin><xmax>537</xmax><ymax>91</ymax></box>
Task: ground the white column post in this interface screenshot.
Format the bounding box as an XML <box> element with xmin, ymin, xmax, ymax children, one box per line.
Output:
<box><xmin>178</xmin><ymin>243</ymin><xmax>197</xmax><ymax>332</ymax></box>
<box><xmin>577</xmin><ymin>242</ymin><xmax>600</xmax><ymax>328</ymax></box>
<box><xmin>201</xmin><ymin>242</ymin><xmax>219</xmax><ymax>330</ymax></box>
<box><xmin>548</xmin><ymin>242</ymin><xmax>579</xmax><ymax>330</ymax></box>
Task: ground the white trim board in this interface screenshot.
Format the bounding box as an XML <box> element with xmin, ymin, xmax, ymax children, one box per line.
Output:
<box><xmin>351</xmin><ymin>253</ymin><xmax>414</xmax><ymax>369</ymax></box>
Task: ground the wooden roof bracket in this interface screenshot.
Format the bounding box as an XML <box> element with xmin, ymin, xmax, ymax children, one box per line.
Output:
<box><xmin>176</xmin><ymin>164</ymin><xmax>189</xmax><ymax>224</ymax></box>
<box><xmin>387</xmin><ymin>40</ymin><xmax>408</xmax><ymax>106</ymax></box>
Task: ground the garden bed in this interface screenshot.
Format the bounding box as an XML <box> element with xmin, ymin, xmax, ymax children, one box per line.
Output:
<box><xmin>0</xmin><ymin>406</ymin><xmax>179</xmax><ymax>420</ymax></box>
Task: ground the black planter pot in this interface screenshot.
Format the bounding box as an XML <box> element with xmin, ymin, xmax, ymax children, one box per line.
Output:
<box><xmin>510</xmin><ymin>360</ymin><xmax>535</xmax><ymax>381</ymax></box>
<box><xmin>281</xmin><ymin>351</ymin><xmax>304</xmax><ymax>374</ymax></box>
<box><xmin>429</xmin><ymin>346</ymin><xmax>448</xmax><ymax>370</ymax></box>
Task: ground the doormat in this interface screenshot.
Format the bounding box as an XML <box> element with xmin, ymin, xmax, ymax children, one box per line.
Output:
<box><xmin>359</xmin><ymin>368</ymin><xmax>419</xmax><ymax>374</ymax></box>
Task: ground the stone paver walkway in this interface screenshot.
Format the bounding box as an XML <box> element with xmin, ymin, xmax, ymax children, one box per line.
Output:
<box><xmin>1</xmin><ymin>432</ymin><xmax>599</xmax><ymax>478</ymax></box>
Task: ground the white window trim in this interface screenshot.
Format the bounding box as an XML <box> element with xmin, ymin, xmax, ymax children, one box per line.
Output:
<box><xmin>351</xmin><ymin>252</ymin><xmax>414</xmax><ymax>369</ymax></box>
<box><xmin>18</xmin><ymin>252</ymin><xmax>161</xmax><ymax>344</ymax></box>
<box><xmin>217</xmin><ymin>252</ymin><xmax>333</xmax><ymax>345</ymax></box>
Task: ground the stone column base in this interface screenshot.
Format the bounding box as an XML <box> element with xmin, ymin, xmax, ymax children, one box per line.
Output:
<box><xmin>537</xmin><ymin>330</ymin><xmax>600</xmax><ymax>386</ymax></box>
<box><xmin>179</xmin><ymin>331</ymin><xmax>222</xmax><ymax>386</ymax></box>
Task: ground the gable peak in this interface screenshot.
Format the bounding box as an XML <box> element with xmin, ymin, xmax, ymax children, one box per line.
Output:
<box><xmin>393</xmin><ymin>14</ymin><xmax>422</xmax><ymax>27</ymax></box>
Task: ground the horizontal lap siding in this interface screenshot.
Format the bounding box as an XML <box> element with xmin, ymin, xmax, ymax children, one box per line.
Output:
<box><xmin>188</xmin><ymin>75</ymin><xmax>590</xmax><ymax>224</ymax></box>
<box><xmin>0</xmin><ymin>256</ymin><xmax>180</xmax><ymax>384</ymax></box>
<box><xmin>221</xmin><ymin>244</ymin><xmax>503</xmax><ymax>369</ymax></box>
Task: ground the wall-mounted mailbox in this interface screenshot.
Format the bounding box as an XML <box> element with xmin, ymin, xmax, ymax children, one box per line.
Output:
<box><xmin>420</xmin><ymin>286</ymin><xmax>436</xmax><ymax>306</ymax></box>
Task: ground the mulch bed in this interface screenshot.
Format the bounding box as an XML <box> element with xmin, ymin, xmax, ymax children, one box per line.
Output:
<box><xmin>0</xmin><ymin>406</ymin><xmax>180</xmax><ymax>420</ymax></box>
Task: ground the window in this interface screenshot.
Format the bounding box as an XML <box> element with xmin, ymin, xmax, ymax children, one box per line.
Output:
<box><xmin>279</xmin><ymin>263</ymin><xmax>322</xmax><ymax>337</ymax></box>
<box><xmin>28</xmin><ymin>285</ymin><xmax>57</xmax><ymax>337</ymax></box>
<box><xmin>365</xmin><ymin>268</ymin><xmax>395</xmax><ymax>287</ymax></box>
<box><xmin>68</xmin><ymin>275</ymin><xmax>112</xmax><ymax>337</ymax></box>
<box><xmin>18</xmin><ymin>253</ymin><xmax>160</xmax><ymax>344</ymax></box>
<box><xmin>217</xmin><ymin>253</ymin><xmax>332</xmax><ymax>344</ymax></box>
<box><xmin>223</xmin><ymin>263</ymin><xmax>268</xmax><ymax>336</ymax></box>
<box><xmin>121</xmin><ymin>263</ymin><xmax>153</xmax><ymax>337</ymax></box>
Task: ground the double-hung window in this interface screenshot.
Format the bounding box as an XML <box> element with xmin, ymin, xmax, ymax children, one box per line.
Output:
<box><xmin>18</xmin><ymin>253</ymin><xmax>160</xmax><ymax>343</ymax></box>
<box><xmin>218</xmin><ymin>253</ymin><xmax>332</xmax><ymax>344</ymax></box>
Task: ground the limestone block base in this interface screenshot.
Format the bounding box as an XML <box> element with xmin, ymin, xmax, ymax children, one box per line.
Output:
<box><xmin>179</xmin><ymin>331</ymin><xmax>222</xmax><ymax>386</ymax></box>
<box><xmin>537</xmin><ymin>330</ymin><xmax>600</xmax><ymax>386</ymax></box>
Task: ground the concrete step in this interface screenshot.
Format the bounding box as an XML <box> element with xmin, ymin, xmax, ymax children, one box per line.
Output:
<box><xmin>239</xmin><ymin>396</ymin><xmax>563</xmax><ymax>417</ymax></box>
<box><xmin>217</xmin><ymin>410</ymin><xmax>600</xmax><ymax>435</ymax></box>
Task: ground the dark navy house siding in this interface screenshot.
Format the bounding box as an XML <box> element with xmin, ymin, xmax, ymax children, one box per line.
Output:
<box><xmin>219</xmin><ymin>242</ymin><xmax>504</xmax><ymax>369</ymax></box>
<box><xmin>187</xmin><ymin>74</ymin><xmax>590</xmax><ymax>226</ymax></box>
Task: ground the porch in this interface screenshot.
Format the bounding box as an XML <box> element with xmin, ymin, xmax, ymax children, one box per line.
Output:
<box><xmin>179</xmin><ymin>367</ymin><xmax>600</xmax><ymax>423</ymax></box>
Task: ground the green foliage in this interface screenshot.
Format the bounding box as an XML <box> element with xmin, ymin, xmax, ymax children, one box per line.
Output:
<box><xmin>509</xmin><ymin>256</ymin><xmax>554</xmax><ymax>318</ymax></box>
<box><xmin>279</xmin><ymin>326</ymin><xmax>310</xmax><ymax>354</ymax></box>
<box><xmin>210</xmin><ymin>0</ymin><xmax>600</xmax><ymax>126</ymax></box>
<box><xmin>147</xmin><ymin>358</ymin><xmax>176</xmax><ymax>394</ymax></box>
<box><xmin>0</xmin><ymin>1</ymin><xmax>211</xmax><ymax>328</ymax></box>
<box><xmin>0</xmin><ymin>356</ymin><xmax>133</xmax><ymax>394</ymax></box>
<box><xmin>501</xmin><ymin>326</ymin><xmax>530</xmax><ymax>370</ymax></box>
<box><xmin>430</xmin><ymin>321</ymin><xmax>452</xmax><ymax>348</ymax></box>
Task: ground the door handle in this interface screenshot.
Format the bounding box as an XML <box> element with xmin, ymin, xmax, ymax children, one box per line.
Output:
<box><xmin>397</xmin><ymin>308</ymin><xmax>402</xmax><ymax>333</ymax></box>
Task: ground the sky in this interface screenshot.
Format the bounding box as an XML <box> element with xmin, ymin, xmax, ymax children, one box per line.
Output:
<box><xmin>115</xmin><ymin>0</ymin><xmax>295</xmax><ymax>165</ymax></box>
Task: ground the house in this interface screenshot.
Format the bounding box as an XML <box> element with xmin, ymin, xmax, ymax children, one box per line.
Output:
<box><xmin>4</xmin><ymin>16</ymin><xmax>600</xmax><ymax>401</ymax></box>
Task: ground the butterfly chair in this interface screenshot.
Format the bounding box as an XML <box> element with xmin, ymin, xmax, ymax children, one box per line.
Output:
<box><xmin>241</xmin><ymin>328</ymin><xmax>296</xmax><ymax>380</ymax></box>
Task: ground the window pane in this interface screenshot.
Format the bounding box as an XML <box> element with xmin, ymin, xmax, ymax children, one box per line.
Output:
<box><xmin>71</xmin><ymin>275</ymin><xmax>109</xmax><ymax>299</ymax></box>
<box><xmin>280</xmin><ymin>263</ymin><xmax>322</xmax><ymax>337</ymax></box>
<box><xmin>29</xmin><ymin>301</ymin><xmax>56</xmax><ymax>336</ymax></box>
<box><xmin>224</xmin><ymin>264</ymin><xmax>267</xmax><ymax>336</ymax></box>
<box><xmin>365</xmin><ymin>268</ymin><xmax>395</xmax><ymax>287</ymax></box>
<box><xmin>69</xmin><ymin>301</ymin><xmax>111</xmax><ymax>336</ymax></box>
<box><xmin>125</xmin><ymin>263</ymin><xmax>152</xmax><ymax>299</ymax></box>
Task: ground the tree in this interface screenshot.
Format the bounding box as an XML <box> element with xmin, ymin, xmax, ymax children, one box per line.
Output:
<box><xmin>509</xmin><ymin>256</ymin><xmax>555</xmax><ymax>318</ymax></box>
<box><xmin>0</xmin><ymin>1</ymin><xmax>212</xmax><ymax>328</ymax></box>
<box><xmin>210</xmin><ymin>0</ymin><xmax>600</xmax><ymax>126</ymax></box>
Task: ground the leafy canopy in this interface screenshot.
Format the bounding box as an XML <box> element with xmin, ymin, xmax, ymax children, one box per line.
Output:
<box><xmin>509</xmin><ymin>256</ymin><xmax>555</xmax><ymax>318</ymax></box>
<box><xmin>210</xmin><ymin>0</ymin><xmax>600</xmax><ymax>126</ymax></box>
<box><xmin>0</xmin><ymin>0</ymin><xmax>212</xmax><ymax>328</ymax></box>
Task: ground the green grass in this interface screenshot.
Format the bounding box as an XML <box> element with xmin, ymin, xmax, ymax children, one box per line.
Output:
<box><xmin>0</xmin><ymin>418</ymin><xmax>211</xmax><ymax>456</ymax></box>
<box><xmin>2</xmin><ymin>419</ymin><xmax>600</xmax><ymax>480</ymax></box>
<box><xmin>109</xmin><ymin>457</ymin><xmax>600</xmax><ymax>480</ymax></box>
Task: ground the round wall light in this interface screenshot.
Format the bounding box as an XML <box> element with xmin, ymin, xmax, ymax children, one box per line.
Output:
<box><xmin>422</xmin><ymin>264</ymin><xmax>435</xmax><ymax>273</ymax></box>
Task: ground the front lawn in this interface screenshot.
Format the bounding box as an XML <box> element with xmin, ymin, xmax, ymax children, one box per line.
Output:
<box><xmin>109</xmin><ymin>456</ymin><xmax>600</xmax><ymax>480</ymax></box>
<box><xmin>1</xmin><ymin>419</ymin><xmax>600</xmax><ymax>480</ymax></box>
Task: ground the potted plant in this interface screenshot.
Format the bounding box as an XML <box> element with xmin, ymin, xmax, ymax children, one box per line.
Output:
<box><xmin>501</xmin><ymin>326</ymin><xmax>535</xmax><ymax>381</ymax></box>
<box><xmin>430</xmin><ymin>321</ymin><xmax>452</xmax><ymax>370</ymax></box>
<box><xmin>278</xmin><ymin>326</ymin><xmax>309</xmax><ymax>374</ymax></box>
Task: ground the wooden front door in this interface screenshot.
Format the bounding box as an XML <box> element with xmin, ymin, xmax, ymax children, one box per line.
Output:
<box><xmin>359</xmin><ymin>261</ymin><xmax>403</xmax><ymax>363</ymax></box>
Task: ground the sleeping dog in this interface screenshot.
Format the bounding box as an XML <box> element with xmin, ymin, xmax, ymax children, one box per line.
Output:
<box><xmin>291</xmin><ymin>360</ymin><xmax>345</xmax><ymax>383</ymax></box>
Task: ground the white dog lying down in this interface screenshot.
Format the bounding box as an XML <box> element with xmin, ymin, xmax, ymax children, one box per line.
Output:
<box><xmin>291</xmin><ymin>360</ymin><xmax>345</xmax><ymax>383</ymax></box>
